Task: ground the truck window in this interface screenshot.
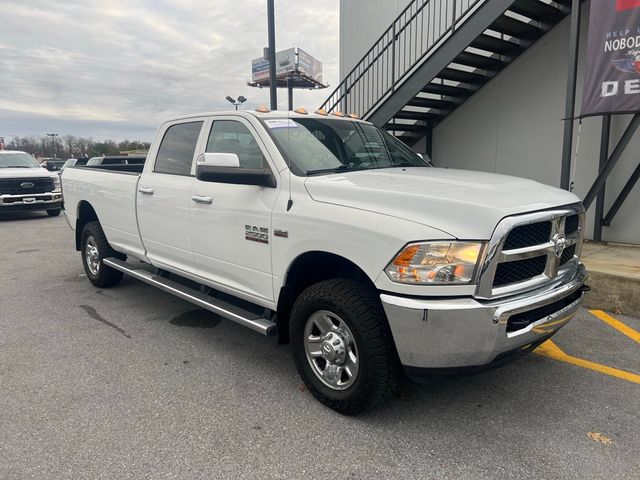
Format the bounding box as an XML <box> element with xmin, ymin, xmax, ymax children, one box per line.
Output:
<box><xmin>154</xmin><ymin>121</ymin><xmax>203</xmax><ymax>175</ymax></box>
<box><xmin>206</xmin><ymin>121</ymin><xmax>267</xmax><ymax>169</ymax></box>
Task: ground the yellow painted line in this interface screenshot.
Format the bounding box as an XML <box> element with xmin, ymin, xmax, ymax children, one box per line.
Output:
<box><xmin>535</xmin><ymin>340</ymin><xmax>640</xmax><ymax>385</ymax></box>
<box><xmin>589</xmin><ymin>310</ymin><xmax>640</xmax><ymax>344</ymax></box>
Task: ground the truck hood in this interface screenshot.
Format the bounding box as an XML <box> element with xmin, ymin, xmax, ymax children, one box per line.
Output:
<box><xmin>304</xmin><ymin>167</ymin><xmax>581</xmax><ymax>239</ymax></box>
<box><xmin>0</xmin><ymin>167</ymin><xmax>52</xmax><ymax>179</ymax></box>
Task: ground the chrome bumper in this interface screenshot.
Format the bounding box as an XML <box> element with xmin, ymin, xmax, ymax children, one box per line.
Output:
<box><xmin>381</xmin><ymin>264</ymin><xmax>587</xmax><ymax>371</ymax></box>
<box><xmin>0</xmin><ymin>192</ymin><xmax>62</xmax><ymax>208</ymax></box>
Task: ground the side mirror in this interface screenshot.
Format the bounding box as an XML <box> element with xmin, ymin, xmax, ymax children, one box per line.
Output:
<box><xmin>196</xmin><ymin>152</ymin><xmax>276</xmax><ymax>188</ymax></box>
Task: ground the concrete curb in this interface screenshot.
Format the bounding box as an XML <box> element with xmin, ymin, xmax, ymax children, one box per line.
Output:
<box><xmin>581</xmin><ymin>242</ymin><xmax>640</xmax><ymax>318</ymax></box>
<box><xmin>583</xmin><ymin>270</ymin><xmax>640</xmax><ymax>318</ymax></box>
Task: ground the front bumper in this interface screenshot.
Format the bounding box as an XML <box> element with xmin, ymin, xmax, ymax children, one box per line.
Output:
<box><xmin>0</xmin><ymin>192</ymin><xmax>63</xmax><ymax>211</ymax></box>
<box><xmin>382</xmin><ymin>263</ymin><xmax>588</xmax><ymax>377</ymax></box>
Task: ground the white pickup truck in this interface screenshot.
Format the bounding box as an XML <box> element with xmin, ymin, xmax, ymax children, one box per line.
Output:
<box><xmin>62</xmin><ymin>109</ymin><xmax>588</xmax><ymax>413</ymax></box>
<box><xmin>1</xmin><ymin>150</ymin><xmax>63</xmax><ymax>216</ymax></box>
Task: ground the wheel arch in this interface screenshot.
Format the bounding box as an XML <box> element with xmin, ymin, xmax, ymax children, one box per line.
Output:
<box><xmin>75</xmin><ymin>200</ymin><xmax>100</xmax><ymax>251</ymax></box>
<box><xmin>276</xmin><ymin>251</ymin><xmax>378</xmax><ymax>344</ymax></box>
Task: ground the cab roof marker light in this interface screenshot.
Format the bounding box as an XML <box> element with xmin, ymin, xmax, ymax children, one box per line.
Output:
<box><xmin>332</xmin><ymin>111</ymin><xmax>345</xmax><ymax>117</ymax></box>
<box><xmin>314</xmin><ymin>108</ymin><xmax>328</xmax><ymax>116</ymax></box>
<box><xmin>255</xmin><ymin>105</ymin><xmax>270</xmax><ymax>113</ymax></box>
<box><xmin>348</xmin><ymin>113</ymin><xmax>360</xmax><ymax>119</ymax></box>
<box><xmin>294</xmin><ymin>108</ymin><xmax>308</xmax><ymax>115</ymax></box>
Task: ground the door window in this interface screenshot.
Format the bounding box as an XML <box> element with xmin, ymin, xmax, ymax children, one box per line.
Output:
<box><xmin>154</xmin><ymin>121</ymin><xmax>203</xmax><ymax>175</ymax></box>
<box><xmin>206</xmin><ymin>121</ymin><xmax>267</xmax><ymax>169</ymax></box>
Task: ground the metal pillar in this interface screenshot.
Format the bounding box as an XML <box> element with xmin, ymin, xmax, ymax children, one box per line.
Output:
<box><xmin>560</xmin><ymin>0</ymin><xmax>582</xmax><ymax>190</ymax></box>
<box><xmin>593</xmin><ymin>115</ymin><xmax>610</xmax><ymax>242</ymax></box>
<box><xmin>425</xmin><ymin>121</ymin><xmax>433</xmax><ymax>158</ymax></box>
<box><xmin>603</xmin><ymin>161</ymin><xmax>640</xmax><ymax>227</ymax></box>
<box><xmin>267</xmin><ymin>0</ymin><xmax>277</xmax><ymax>111</ymax></box>
<box><xmin>583</xmin><ymin>114</ymin><xmax>640</xmax><ymax>210</ymax></box>
<box><xmin>287</xmin><ymin>73</ymin><xmax>294</xmax><ymax>111</ymax></box>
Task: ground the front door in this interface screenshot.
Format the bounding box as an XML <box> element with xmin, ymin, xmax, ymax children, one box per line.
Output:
<box><xmin>137</xmin><ymin>120</ymin><xmax>204</xmax><ymax>274</ymax></box>
<box><xmin>190</xmin><ymin>118</ymin><xmax>278</xmax><ymax>305</ymax></box>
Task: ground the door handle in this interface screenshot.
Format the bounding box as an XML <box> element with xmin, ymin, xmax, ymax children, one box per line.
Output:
<box><xmin>138</xmin><ymin>187</ymin><xmax>155</xmax><ymax>195</ymax></box>
<box><xmin>192</xmin><ymin>195</ymin><xmax>213</xmax><ymax>205</ymax></box>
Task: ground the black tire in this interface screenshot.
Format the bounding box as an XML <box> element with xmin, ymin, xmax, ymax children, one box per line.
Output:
<box><xmin>46</xmin><ymin>209</ymin><xmax>61</xmax><ymax>217</ymax></box>
<box><xmin>290</xmin><ymin>278</ymin><xmax>400</xmax><ymax>414</ymax></box>
<box><xmin>80</xmin><ymin>221</ymin><xmax>125</xmax><ymax>288</ymax></box>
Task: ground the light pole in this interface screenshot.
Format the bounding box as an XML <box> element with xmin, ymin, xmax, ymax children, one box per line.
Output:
<box><xmin>46</xmin><ymin>132</ymin><xmax>59</xmax><ymax>158</ymax></box>
<box><xmin>267</xmin><ymin>0</ymin><xmax>277</xmax><ymax>110</ymax></box>
<box><xmin>225</xmin><ymin>96</ymin><xmax>247</xmax><ymax>110</ymax></box>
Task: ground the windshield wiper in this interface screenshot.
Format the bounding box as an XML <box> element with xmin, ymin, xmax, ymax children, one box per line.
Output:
<box><xmin>306</xmin><ymin>165</ymin><xmax>367</xmax><ymax>176</ymax></box>
<box><xmin>385</xmin><ymin>162</ymin><xmax>427</xmax><ymax>168</ymax></box>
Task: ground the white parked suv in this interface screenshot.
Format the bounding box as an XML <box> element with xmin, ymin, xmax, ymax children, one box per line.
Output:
<box><xmin>61</xmin><ymin>109</ymin><xmax>588</xmax><ymax>413</ymax></box>
<box><xmin>0</xmin><ymin>150</ymin><xmax>63</xmax><ymax>216</ymax></box>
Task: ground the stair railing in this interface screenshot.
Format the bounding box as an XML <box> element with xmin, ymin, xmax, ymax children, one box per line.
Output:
<box><xmin>321</xmin><ymin>0</ymin><xmax>486</xmax><ymax>120</ymax></box>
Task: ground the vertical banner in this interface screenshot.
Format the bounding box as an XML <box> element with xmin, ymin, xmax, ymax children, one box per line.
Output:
<box><xmin>581</xmin><ymin>0</ymin><xmax>640</xmax><ymax>117</ymax></box>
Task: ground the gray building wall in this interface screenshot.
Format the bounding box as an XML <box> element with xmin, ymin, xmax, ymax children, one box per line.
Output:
<box><xmin>340</xmin><ymin>0</ymin><xmax>640</xmax><ymax>244</ymax></box>
<box><xmin>340</xmin><ymin>0</ymin><xmax>412</xmax><ymax>80</ymax></box>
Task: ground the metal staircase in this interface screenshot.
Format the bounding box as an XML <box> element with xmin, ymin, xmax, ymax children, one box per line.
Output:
<box><xmin>321</xmin><ymin>0</ymin><xmax>573</xmax><ymax>146</ymax></box>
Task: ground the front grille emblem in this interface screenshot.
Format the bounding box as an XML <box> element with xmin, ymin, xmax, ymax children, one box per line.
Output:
<box><xmin>20</xmin><ymin>182</ymin><xmax>35</xmax><ymax>189</ymax></box>
<box><xmin>552</xmin><ymin>233</ymin><xmax>567</xmax><ymax>257</ymax></box>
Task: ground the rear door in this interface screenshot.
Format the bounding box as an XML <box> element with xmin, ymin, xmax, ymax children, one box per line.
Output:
<box><xmin>137</xmin><ymin>120</ymin><xmax>206</xmax><ymax>274</ymax></box>
<box><xmin>190</xmin><ymin>117</ymin><xmax>279</xmax><ymax>304</ymax></box>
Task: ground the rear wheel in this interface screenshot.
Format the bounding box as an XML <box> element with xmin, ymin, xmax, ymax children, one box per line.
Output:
<box><xmin>80</xmin><ymin>221</ymin><xmax>124</xmax><ymax>288</ymax></box>
<box><xmin>290</xmin><ymin>278</ymin><xmax>400</xmax><ymax>414</ymax></box>
<box><xmin>46</xmin><ymin>209</ymin><xmax>61</xmax><ymax>217</ymax></box>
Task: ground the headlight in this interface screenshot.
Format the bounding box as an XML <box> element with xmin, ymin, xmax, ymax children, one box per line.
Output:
<box><xmin>385</xmin><ymin>241</ymin><xmax>484</xmax><ymax>284</ymax></box>
<box><xmin>52</xmin><ymin>175</ymin><xmax>61</xmax><ymax>190</ymax></box>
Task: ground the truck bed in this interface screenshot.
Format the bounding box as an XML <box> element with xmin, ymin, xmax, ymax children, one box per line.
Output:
<box><xmin>62</xmin><ymin>166</ymin><xmax>146</xmax><ymax>259</ymax></box>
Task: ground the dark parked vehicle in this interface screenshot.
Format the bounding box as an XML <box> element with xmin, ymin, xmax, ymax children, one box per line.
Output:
<box><xmin>41</xmin><ymin>158</ymin><xmax>66</xmax><ymax>172</ymax></box>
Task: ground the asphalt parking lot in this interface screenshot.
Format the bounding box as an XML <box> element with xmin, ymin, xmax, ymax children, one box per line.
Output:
<box><xmin>1</xmin><ymin>212</ymin><xmax>639</xmax><ymax>479</ymax></box>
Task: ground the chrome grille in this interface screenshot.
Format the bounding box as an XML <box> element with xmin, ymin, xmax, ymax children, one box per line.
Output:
<box><xmin>565</xmin><ymin>214</ymin><xmax>579</xmax><ymax>235</ymax></box>
<box><xmin>493</xmin><ymin>256</ymin><xmax>547</xmax><ymax>287</ymax></box>
<box><xmin>560</xmin><ymin>244</ymin><xmax>576</xmax><ymax>266</ymax></box>
<box><xmin>503</xmin><ymin>222</ymin><xmax>552</xmax><ymax>250</ymax></box>
<box><xmin>476</xmin><ymin>205</ymin><xmax>585</xmax><ymax>299</ymax></box>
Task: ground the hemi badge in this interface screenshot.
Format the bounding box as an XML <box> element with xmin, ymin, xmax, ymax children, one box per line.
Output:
<box><xmin>274</xmin><ymin>229</ymin><xmax>289</xmax><ymax>238</ymax></box>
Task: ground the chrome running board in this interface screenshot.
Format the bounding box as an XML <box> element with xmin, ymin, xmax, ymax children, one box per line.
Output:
<box><xmin>103</xmin><ymin>257</ymin><xmax>276</xmax><ymax>336</ymax></box>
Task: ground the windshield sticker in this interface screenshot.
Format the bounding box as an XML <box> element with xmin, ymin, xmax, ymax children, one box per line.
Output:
<box><xmin>264</xmin><ymin>119</ymin><xmax>299</xmax><ymax>130</ymax></box>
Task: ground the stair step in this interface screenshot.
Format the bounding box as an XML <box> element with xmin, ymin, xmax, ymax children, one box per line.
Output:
<box><xmin>421</xmin><ymin>83</ymin><xmax>475</xmax><ymax>98</ymax></box>
<box><xmin>489</xmin><ymin>15</ymin><xmax>542</xmax><ymax>39</ymax></box>
<box><xmin>470</xmin><ymin>34</ymin><xmax>522</xmax><ymax>54</ymax></box>
<box><xmin>454</xmin><ymin>51</ymin><xmax>504</xmax><ymax>70</ymax></box>
<box><xmin>102</xmin><ymin>258</ymin><xmax>276</xmax><ymax>336</ymax></box>
<box><xmin>406</xmin><ymin>97</ymin><xmax>456</xmax><ymax>110</ymax></box>
<box><xmin>384</xmin><ymin>123</ymin><xmax>426</xmax><ymax>133</ymax></box>
<box><xmin>510</xmin><ymin>0</ymin><xmax>565</xmax><ymax>21</ymax></box>
<box><xmin>438</xmin><ymin>68</ymin><xmax>488</xmax><ymax>85</ymax></box>
<box><xmin>394</xmin><ymin>110</ymin><xmax>444</xmax><ymax>121</ymax></box>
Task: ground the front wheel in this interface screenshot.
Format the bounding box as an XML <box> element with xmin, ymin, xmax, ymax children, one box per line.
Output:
<box><xmin>290</xmin><ymin>279</ymin><xmax>400</xmax><ymax>414</ymax></box>
<box><xmin>80</xmin><ymin>221</ymin><xmax>124</xmax><ymax>288</ymax></box>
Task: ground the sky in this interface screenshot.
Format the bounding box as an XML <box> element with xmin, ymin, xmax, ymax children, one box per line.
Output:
<box><xmin>1</xmin><ymin>0</ymin><xmax>340</xmax><ymax>142</ymax></box>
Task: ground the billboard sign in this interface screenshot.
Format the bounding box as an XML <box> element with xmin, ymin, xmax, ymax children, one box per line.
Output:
<box><xmin>581</xmin><ymin>0</ymin><xmax>640</xmax><ymax>116</ymax></box>
<box><xmin>251</xmin><ymin>47</ymin><xmax>323</xmax><ymax>85</ymax></box>
<box><xmin>251</xmin><ymin>47</ymin><xmax>296</xmax><ymax>82</ymax></box>
<box><xmin>297</xmin><ymin>48</ymin><xmax>323</xmax><ymax>83</ymax></box>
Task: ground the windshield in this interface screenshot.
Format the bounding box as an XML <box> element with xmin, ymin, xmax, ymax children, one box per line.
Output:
<box><xmin>265</xmin><ymin>118</ymin><xmax>430</xmax><ymax>175</ymax></box>
<box><xmin>0</xmin><ymin>152</ymin><xmax>41</xmax><ymax>169</ymax></box>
